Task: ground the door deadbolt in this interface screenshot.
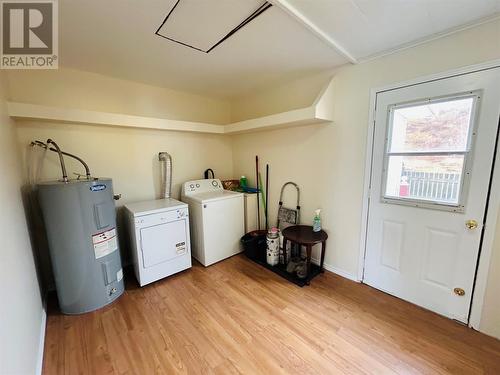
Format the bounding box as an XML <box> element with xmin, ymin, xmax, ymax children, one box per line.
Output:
<box><xmin>465</xmin><ymin>219</ymin><xmax>478</xmax><ymax>230</ymax></box>
<box><xmin>454</xmin><ymin>287</ymin><xmax>465</xmax><ymax>296</ymax></box>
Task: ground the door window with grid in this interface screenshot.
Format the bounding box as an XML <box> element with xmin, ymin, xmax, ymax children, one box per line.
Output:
<box><xmin>382</xmin><ymin>92</ymin><xmax>479</xmax><ymax>211</ymax></box>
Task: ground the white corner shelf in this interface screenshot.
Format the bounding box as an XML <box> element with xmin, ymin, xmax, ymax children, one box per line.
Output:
<box><xmin>8</xmin><ymin>78</ymin><xmax>334</xmax><ymax>135</ymax></box>
<box><xmin>7</xmin><ymin>102</ymin><xmax>225</xmax><ymax>134</ymax></box>
<box><xmin>224</xmin><ymin>77</ymin><xmax>334</xmax><ymax>134</ymax></box>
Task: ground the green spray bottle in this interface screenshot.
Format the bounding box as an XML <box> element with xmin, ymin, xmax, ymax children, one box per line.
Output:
<box><xmin>313</xmin><ymin>209</ymin><xmax>321</xmax><ymax>232</ymax></box>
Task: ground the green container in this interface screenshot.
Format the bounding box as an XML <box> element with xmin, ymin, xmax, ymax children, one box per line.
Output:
<box><xmin>240</xmin><ymin>175</ymin><xmax>248</xmax><ymax>188</ymax></box>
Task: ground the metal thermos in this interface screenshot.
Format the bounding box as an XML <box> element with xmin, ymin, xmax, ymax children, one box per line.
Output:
<box><xmin>266</xmin><ymin>227</ymin><xmax>280</xmax><ymax>266</ymax></box>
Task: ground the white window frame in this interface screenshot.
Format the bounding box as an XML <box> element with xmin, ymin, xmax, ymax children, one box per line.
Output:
<box><xmin>380</xmin><ymin>91</ymin><xmax>482</xmax><ymax>212</ymax></box>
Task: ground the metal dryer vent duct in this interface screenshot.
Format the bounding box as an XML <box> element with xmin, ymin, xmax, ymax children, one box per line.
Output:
<box><xmin>159</xmin><ymin>152</ymin><xmax>172</xmax><ymax>199</ymax></box>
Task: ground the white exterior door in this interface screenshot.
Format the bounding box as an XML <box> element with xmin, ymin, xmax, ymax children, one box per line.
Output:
<box><xmin>364</xmin><ymin>68</ymin><xmax>500</xmax><ymax>322</ymax></box>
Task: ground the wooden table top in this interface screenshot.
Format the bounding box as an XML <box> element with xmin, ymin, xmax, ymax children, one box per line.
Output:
<box><xmin>282</xmin><ymin>225</ymin><xmax>328</xmax><ymax>245</ymax></box>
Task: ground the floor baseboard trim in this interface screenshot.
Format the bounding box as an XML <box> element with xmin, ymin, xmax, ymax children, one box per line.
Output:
<box><xmin>310</xmin><ymin>257</ymin><xmax>359</xmax><ymax>282</ymax></box>
<box><xmin>35</xmin><ymin>304</ymin><xmax>47</xmax><ymax>375</ymax></box>
<box><xmin>323</xmin><ymin>263</ymin><xmax>360</xmax><ymax>282</ymax></box>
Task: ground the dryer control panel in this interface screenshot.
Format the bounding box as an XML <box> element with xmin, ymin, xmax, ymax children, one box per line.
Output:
<box><xmin>182</xmin><ymin>179</ymin><xmax>223</xmax><ymax>197</ymax></box>
<box><xmin>134</xmin><ymin>207</ymin><xmax>188</xmax><ymax>227</ymax></box>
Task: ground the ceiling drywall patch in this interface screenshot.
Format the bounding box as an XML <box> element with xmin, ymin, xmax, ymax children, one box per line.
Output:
<box><xmin>155</xmin><ymin>0</ymin><xmax>272</xmax><ymax>53</ymax></box>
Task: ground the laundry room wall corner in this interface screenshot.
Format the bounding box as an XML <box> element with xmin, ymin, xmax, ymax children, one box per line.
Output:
<box><xmin>10</xmin><ymin>68</ymin><xmax>235</xmax><ymax>290</ymax></box>
<box><xmin>480</xmin><ymin>209</ymin><xmax>500</xmax><ymax>338</ymax></box>
<box><xmin>229</xmin><ymin>18</ymin><xmax>500</xmax><ymax>338</ymax></box>
<box><xmin>0</xmin><ymin>71</ymin><xmax>46</xmax><ymax>375</ymax></box>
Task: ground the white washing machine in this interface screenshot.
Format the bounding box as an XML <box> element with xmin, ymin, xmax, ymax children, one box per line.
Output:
<box><xmin>125</xmin><ymin>198</ymin><xmax>191</xmax><ymax>286</ymax></box>
<box><xmin>181</xmin><ymin>179</ymin><xmax>244</xmax><ymax>266</ymax></box>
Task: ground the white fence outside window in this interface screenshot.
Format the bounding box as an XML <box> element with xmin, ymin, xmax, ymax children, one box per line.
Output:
<box><xmin>401</xmin><ymin>170</ymin><xmax>460</xmax><ymax>203</ymax></box>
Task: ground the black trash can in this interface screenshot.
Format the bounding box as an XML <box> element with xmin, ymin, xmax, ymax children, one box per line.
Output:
<box><xmin>241</xmin><ymin>230</ymin><xmax>267</xmax><ymax>262</ymax></box>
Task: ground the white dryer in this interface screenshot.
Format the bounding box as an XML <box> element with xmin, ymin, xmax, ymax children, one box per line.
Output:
<box><xmin>125</xmin><ymin>198</ymin><xmax>191</xmax><ymax>286</ymax></box>
<box><xmin>181</xmin><ymin>179</ymin><xmax>244</xmax><ymax>266</ymax></box>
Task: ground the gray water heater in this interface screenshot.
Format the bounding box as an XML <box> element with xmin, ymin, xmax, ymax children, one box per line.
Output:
<box><xmin>38</xmin><ymin>178</ymin><xmax>124</xmax><ymax>314</ymax></box>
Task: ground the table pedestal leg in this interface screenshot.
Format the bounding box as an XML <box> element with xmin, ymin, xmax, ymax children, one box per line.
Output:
<box><xmin>306</xmin><ymin>245</ymin><xmax>312</xmax><ymax>285</ymax></box>
<box><xmin>320</xmin><ymin>241</ymin><xmax>326</xmax><ymax>273</ymax></box>
<box><xmin>282</xmin><ymin>238</ymin><xmax>288</xmax><ymax>265</ymax></box>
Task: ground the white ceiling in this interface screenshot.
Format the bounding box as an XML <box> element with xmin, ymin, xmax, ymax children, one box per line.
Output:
<box><xmin>59</xmin><ymin>0</ymin><xmax>500</xmax><ymax>98</ymax></box>
<box><xmin>277</xmin><ymin>0</ymin><xmax>500</xmax><ymax>61</ymax></box>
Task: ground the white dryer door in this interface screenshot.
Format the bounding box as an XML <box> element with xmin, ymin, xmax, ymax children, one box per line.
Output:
<box><xmin>140</xmin><ymin>220</ymin><xmax>187</xmax><ymax>268</ymax></box>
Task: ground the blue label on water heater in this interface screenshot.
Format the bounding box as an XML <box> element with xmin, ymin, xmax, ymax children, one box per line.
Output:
<box><xmin>90</xmin><ymin>184</ymin><xmax>106</xmax><ymax>192</ymax></box>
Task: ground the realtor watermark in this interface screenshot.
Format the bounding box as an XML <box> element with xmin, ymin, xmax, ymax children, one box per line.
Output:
<box><xmin>1</xmin><ymin>0</ymin><xmax>58</xmax><ymax>69</ymax></box>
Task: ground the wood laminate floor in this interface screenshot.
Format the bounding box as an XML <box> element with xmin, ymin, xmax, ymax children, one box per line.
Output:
<box><xmin>43</xmin><ymin>255</ymin><xmax>500</xmax><ymax>374</ymax></box>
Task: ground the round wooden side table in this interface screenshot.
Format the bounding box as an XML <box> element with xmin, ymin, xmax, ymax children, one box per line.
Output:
<box><xmin>282</xmin><ymin>225</ymin><xmax>328</xmax><ymax>283</ymax></box>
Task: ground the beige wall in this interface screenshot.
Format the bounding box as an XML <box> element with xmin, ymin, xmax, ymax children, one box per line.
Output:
<box><xmin>230</xmin><ymin>70</ymin><xmax>335</xmax><ymax>121</ymax></box>
<box><xmin>16</xmin><ymin>122</ymin><xmax>233</xmax><ymax>203</ymax></box>
<box><xmin>8</xmin><ymin>68</ymin><xmax>234</xmax><ymax>202</ymax></box>
<box><xmin>6</xmin><ymin>68</ymin><xmax>231</xmax><ymax>124</ymax></box>
<box><xmin>480</xmin><ymin>210</ymin><xmax>500</xmax><ymax>338</ymax></box>
<box><xmin>0</xmin><ymin>72</ymin><xmax>44</xmax><ymax>374</ymax></box>
<box><xmin>230</xmin><ymin>19</ymin><xmax>500</xmax><ymax>337</ymax></box>
<box><xmin>11</xmin><ymin>69</ymin><xmax>234</xmax><ymax>290</ymax></box>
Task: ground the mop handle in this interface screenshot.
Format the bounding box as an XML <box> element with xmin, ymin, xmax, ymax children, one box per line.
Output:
<box><xmin>258</xmin><ymin>171</ymin><xmax>266</xmax><ymax>212</ymax></box>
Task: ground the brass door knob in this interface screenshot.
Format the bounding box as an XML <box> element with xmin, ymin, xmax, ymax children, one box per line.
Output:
<box><xmin>465</xmin><ymin>219</ymin><xmax>478</xmax><ymax>230</ymax></box>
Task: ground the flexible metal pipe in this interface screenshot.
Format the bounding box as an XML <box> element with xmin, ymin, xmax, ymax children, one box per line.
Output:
<box><xmin>53</xmin><ymin>149</ymin><xmax>91</xmax><ymax>179</ymax></box>
<box><xmin>32</xmin><ymin>141</ymin><xmax>91</xmax><ymax>179</ymax></box>
<box><xmin>47</xmin><ymin>139</ymin><xmax>68</xmax><ymax>183</ymax></box>
<box><xmin>158</xmin><ymin>152</ymin><xmax>172</xmax><ymax>199</ymax></box>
